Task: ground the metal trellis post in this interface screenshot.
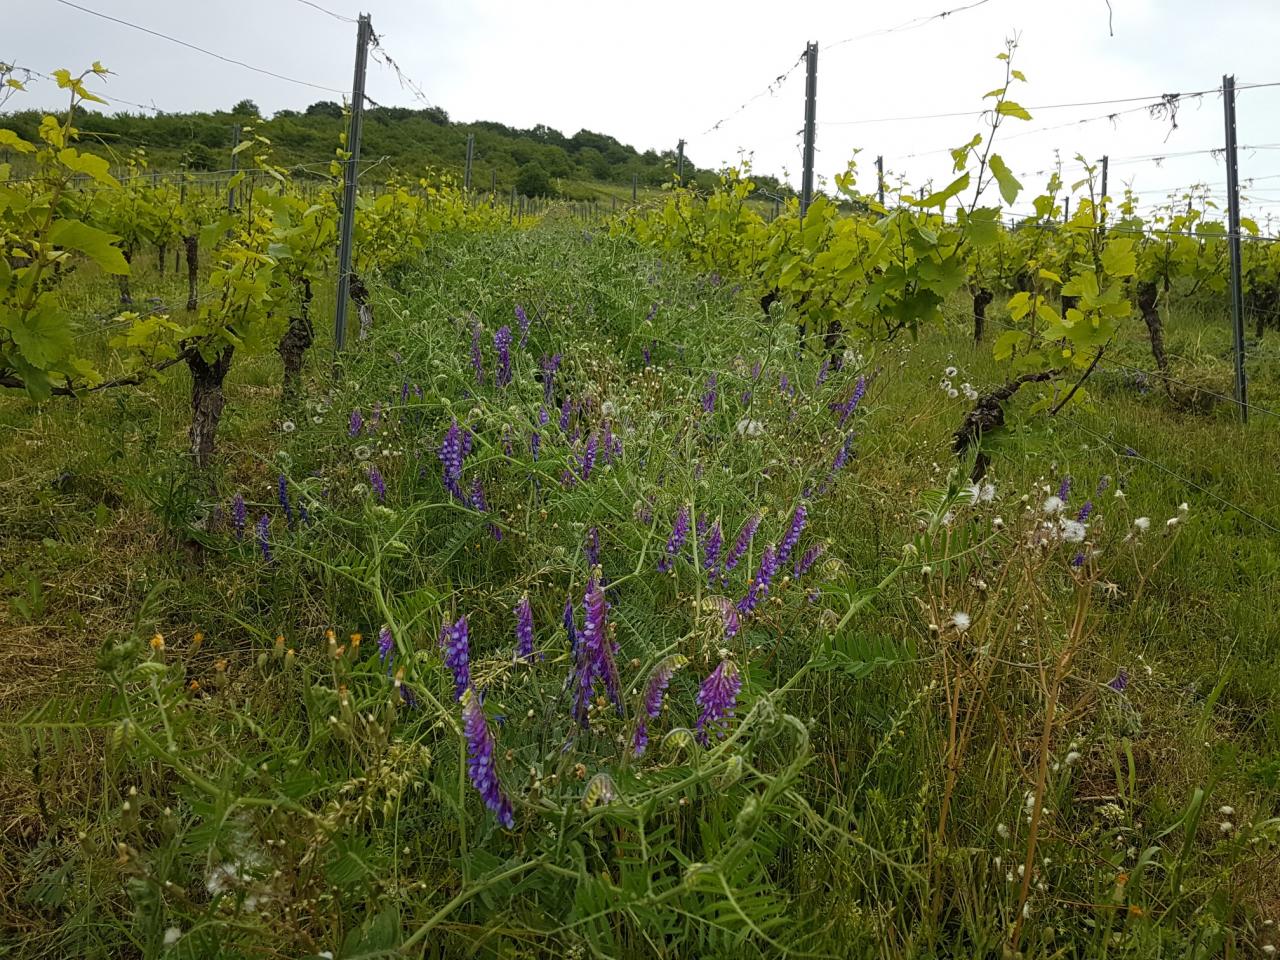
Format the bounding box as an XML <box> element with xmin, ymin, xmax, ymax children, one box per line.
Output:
<box><xmin>800</xmin><ymin>41</ymin><xmax>818</xmax><ymax>218</ymax></box>
<box><xmin>333</xmin><ymin>13</ymin><xmax>372</xmax><ymax>361</ymax></box>
<box><xmin>464</xmin><ymin>132</ymin><xmax>475</xmax><ymax>192</ymax></box>
<box><xmin>1222</xmin><ymin>74</ymin><xmax>1248</xmax><ymax>422</ymax></box>
<box><xmin>676</xmin><ymin>139</ymin><xmax>685</xmax><ymax>184</ymax></box>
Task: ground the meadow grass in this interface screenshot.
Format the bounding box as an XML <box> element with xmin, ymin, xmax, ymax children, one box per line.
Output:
<box><xmin>0</xmin><ymin>224</ymin><xmax>1277</xmax><ymax>958</ymax></box>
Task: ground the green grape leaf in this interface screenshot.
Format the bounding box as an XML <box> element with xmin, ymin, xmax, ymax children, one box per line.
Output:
<box><xmin>909</xmin><ymin>172</ymin><xmax>970</xmax><ymax>210</ymax></box>
<box><xmin>988</xmin><ymin>154</ymin><xmax>1022</xmax><ymax>206</ymax></box>
<box><xmin>8</xmin><ymin>296</ymin><xmax>74</xmax><ymax>369</ymax></box>
<box><xmin>996</xmin><ymin>100</ymin><xmax>1033</xmax><ymax>121</ymax></box>
<box><xmin>47</xmin><ymin>219</ymin><xmax>130</xmax><ymax>274</ymax></box>
<box><xmin>0</xmin><ymin>129</ymin><xmax>36</xmax><ymax>153</ymax></box>
<box><xmin>1100</xmin><ymin>239</ymin><xmax>1137</xmax><ymax>278</ymax></box>
<box><xmin>57</xmin><ymin>148</ymin><xmax>119</xmax><ymax>186</ymax></box>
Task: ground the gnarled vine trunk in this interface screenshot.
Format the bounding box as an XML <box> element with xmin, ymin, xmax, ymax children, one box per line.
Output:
<box><xmin>118</xmin><ymin>249</ymin><xmax>133</xmax><ymax>305</ymax></box>
<box><xmin>187</xmin><ymin>346</ymin><xmax>235</xmax><ymax>469</ymax></box>
<box><xmin>157</xmin><ymin>243</ymin><xmax>166</xmax><ymax>277</ymax></box>
<box><xmin>1135</xmin><ymin>280</ymin><xmax>1168</xmax><ymax>374</ymax></box>
<box><xmin>277</xmin><ymin>278</ymin><xmax>314</xmax><ymax>404</ymax></box>
<box><xmin>972</xmin><ymin>287</ymin><xmax>994</xmax><ymax>344</ymax></box>
<box><xmin>953</xmin><ymin>371</ymin><xmax>1056</xmax><ymax>482</ymax></box>
<box><xmin>183</xmin><ymin>235</ymin><xmax>198</xmax><ymax>312</ymax></box>
<box><xmin>351</xmin><ymin>272</ymin><xmax>374</xmax><ymax>340</ymax></box>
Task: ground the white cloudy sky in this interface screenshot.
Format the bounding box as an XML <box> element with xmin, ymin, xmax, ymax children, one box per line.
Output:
<box><xmin>8</xmin><ymin>0</ymin><xmax>1280</xmax><ymax>221</ymax></box>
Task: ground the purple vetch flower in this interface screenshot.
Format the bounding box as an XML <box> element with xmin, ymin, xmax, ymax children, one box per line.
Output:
<box><xmin>776</xmin><ymin>503</ymin><xmax>808</xmax><ymax>568</ymax></box>
<box><xmin>559</xmin><ymin>396</ymin><xmax>572</xmax><ymax>433</ymax></box>
<box><xmin>1106</xmin><ymin>669</ymin><xmax>1129</xmax><ymax>693</ymax></box>
<box><xmin>469</xmin><ymin>479</ymin><xmax>488</xmax><ymax>513</ymax></box>
<box><xmin>538</xmin><ymin>405</ymin><xmax>550</xmax><ymax>426</ymax></box>
<box><xmin>439</xmin><ymin>420</ymin><xmax>465</xmax><ymax>501</ymax></box>
<box><xmin>378</xmin><ymin>624</ymin><xmax>394</xmax><ymax>668</ymax></box>
<box><xmin>817</xmin><ymin>358</ymin><xmax>831</xmax><ymax>386</ymax></box>
<box><xmin>702</xmin><ymin>373</ymin><xmax>718</xmax><ymax>413</ymax></box>
<box><xmin>702</xmin><ymin>520</ymin><xmax>723</xmax><ymax>574</ymax></box>
<box><xmin>1076</xmin><ymin>501</ymin><xmax>1093</xmax><ymax>523</ymax></box>
<box><xmin>439</xmin><ymin>616</ymin><xmax>471</xmax><ymax>700</ymax></box>
<box><xmin>1072</xmin><ymin>551</ymin><xmax>1086</xmax><ymax>567</ymax></box>
<box><xmin>232</xmin><ymin>493</ymin><xmax>246</xmax><ymax>540</ymax></box>
<box><xmin>348</xmin><ymin>408</ymin><xmax>363</xmax><ymax>437</ymax></box>
<box><xmin>495</xmin><ymin>325</ymin><xmax>513</xmax><ymax>387</ymax></box>
<box><xmin>573</xmin><ymin>573</ymin><xmax>620</xmax><ymax>724</ymax></box>
<box><xmin>540</xmin><ymin>353</ymin><xmax>562</xmax><ymax>405</ymax></box>
<box><xmin>515</xmin><ymin>304</ymin><xmax>531</xmax><ymax>349</ymax></box>
<box><xmin>751</xmin><ymin>360</ymin><xmax>762</xmax><ymax>380</ymax></box>
<box><xmin>1096</xmin><ymin>475</ymin><xmax>1111</xmax><ymax>496</ymax></box>
<box><xmin>256</xmin><ymin>514</ymin><xmax>271</xmax><ymax>562</ymax></box>
<box><xmin>578</xmin><ymin>431</ymin><xmax>599</xmax><ymax>481</ymax></box>
<box><xmin>833</xmin><ymin>375</ymin><xmax>867</xmax><ymax>428</ymax></box>
<box><xmin>794</xmin><ymin>541</ymin><xmax>826</xmax><ymax>578</ymax></box>
<box><xmin>502</xmin><ymin>426</ymin><xmax>514</xmax><ymax>458</ymax></box>
<box><xmin>832</xmin><ymin>433</ymin><xmax>855</xmax><ymax>473</ymax></box>
<box><xmin>1057</xmin><ymin>475</ymin><xmax>1072</xmax><ymax>502</ymax></box>
<box><xmin>530</xmin><ymin>431</ymin><xmax>541</xmax><ymax>460</ymax></box>
<box><xmin>470</xmin><ymin>320</ymin><xmax>485</xmax><ymax>383</ymax></box>
<box><xmin>277</xmin><ymin>475</ymin><xmax>293</xmax><ymax>526</ymax></box>
<box><xmin>695</xmin><ymin>660</ymin><xmax>743</xmax><ymax>746</ymax></box>
<box><xmin>462</xmin><ymin>692</ymin><xmax>514</xmax><ymax>828</ymax></box>
<box><xmin>585</xmin><ymin>527</ymin><xmax>600</xmax><ymax>569</ymax></box>
<box><xmin>737</xmin><ymin>544</ymin><xmax>780</xmax><ymax>616</ymax></box>
<box><xmin>657</xmin><ymin>506</ymin><xmax>690</xmax><ymax>573</ymax></box>
<box><xmin>461</xmin><ymin>430</ymin><xmax>474</xmax><ymax>457</ymax></box>
<box><xmin>645</xmin><ymin>302</ymin><xmax>658</xmax><ymax>323</ymax></box>
<box><xmin>563</xmin><ymin>597</ymin><xmax>578</xmax><ymax>658</ymax></box>
<box><xmin>401</xmin><ymin>380</ymin><xmax>410</xmax><ymax>404</ymax></box>
<box><xmin>368</xmin><ymin>466</ymin><xmax>386</xmax><ymax>502</ymax></box>
<box><xmin>298</xmin><ymin>502</ymin><xmax>310</xmax><ymax>526</ymax></box>
<box><xmin>413</xmin><ymin>384</ymin><xmax>424</xmax><ymax>400</ymax></box>
<box><xmin>722</xmin><ymin>513</ymin><xmax>763</xmax><ymax>582</ymax></box>
<box><xmin>740</xmin><ymin>389</ymin><xmax>752</xmax><ymax>405</ymax></box>
<box><xmin>632</xmin><ymin>654</ymin><xmax>687</xmax><ymax>757</ymax></box>
<box><xmin>515</xmin><ymin>594</ymin><xmax>534</xmax><ymax>660</ymax></box>
<box><xmin>643</xmin><ymin>343</ymin><xmax>652</xmax><ymax>367</ymax></box>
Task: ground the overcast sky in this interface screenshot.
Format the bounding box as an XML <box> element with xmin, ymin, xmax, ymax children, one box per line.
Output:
<box><xmin>7</xmin><ymin>0</ymin><xmax>1280</xmax><ymax>222</ymax></box>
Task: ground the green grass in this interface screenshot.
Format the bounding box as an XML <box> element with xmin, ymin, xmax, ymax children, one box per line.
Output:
<box><xmin>1</xmin><ymin>226</ymin><xmax>1277</xmax><ymax>958</ymax></box>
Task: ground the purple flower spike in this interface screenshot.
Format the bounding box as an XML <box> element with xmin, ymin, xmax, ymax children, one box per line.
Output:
<box><xmin>776</xmin><ymin>503</ymin><xmax>808</xmax><ymax>568</ymax></box>
<box><xmin>348</xmin><ymin>408</ymin><xmax>363</xmax><ymax>437</ymax></box>
<box><xmin>722</xmin><ymin>513</ymin><xmax>762</xmax><ymax>582</ymax></box>
<box><xmin>696</xmin><ymin>660</ymin><xmax>743</xmax><ymax>746</ymax></box>
<box><xmin>632</xmin><ymin>654</ymin><xmax>686</xmax><ymax>756</ymax></box>
<box><xmin>1077</xmin><ymin>501</ymin><xmax>1093</xmax><ymax>523</ymax></box>
<box><xmin>1107</xmin><ymin>669</ymin><xmax>1129</xmax><ymax>693</ymax></box>
<box><xmin>559</xmin><ymin>396</ymin><xmax>572</xmax><ymax>433</ymax></box>
<box><xmin>540</xmin><ymin>354</ymin><xmax>561</xmax><ymax>404</ymax></box>
<box><xmin>369</xmin><ymin>466</ymin><xmax>386</xmax><ymax>503</ymax></box>
<box><xmin>495</xmin><ymin>325</ymin><xmax>513</xmax><ymax>387</ymax></box>
<box><xmin>256</xmin><ymin>514</ymin><xmax>271</xmax><ymax>562</ymax></box>
<box><xmin>1057</xmin><ymin>475</ymin><xmax>1072</xmax><ymax>502</ymax></box>
<box><xmin>794</xmin><ymin>542</ymin><xmax>826</xmax><ymax>578</ymax></box>
<box><xmin>657</xmin><ymin>506</ymin><xmax>690</xmax><ymax>573</ymax></box>
<box><xmin>232</xmin><ymin>493</ymin><xmax>246</xmax><ymax>540</ymax></box>
<box><xmin>515</xmin><ymin>594</ymin><xmax>534</xmax><ymax>661</ymax></box>
<box><xmin>438</xmin><ymin>420</ymin><xmax>465</xmax><ymax>501</ymax></box>
<box><xmin>702</xmin><ymin>374</ymin><xmax>718</xmax><ymax>413</ymax></box>
<box><xmin>470</xmin><ymin>320</ymin><xmax>485</xmax><ymax>384</ymax></box>
<box><xmin>378</xmin><ymin>624</ymin><xmax>394</xmax><ymax>667</ymax></box>
<box><xmin>579</xmin><ymin>431</ymin><xmax>599</xmax><ymax>481</ymax></box>
<box><xmin>563</xmin><ymin>596</ymin><xmax>578</xmax><ymax>658</ymax></box>
<box><xmin>440</xmin><ymin>615</ymin><xmax>471</xmax><ymax>700</ymax></box>
<box><xmin>277</xmin><ymin>475</ymin><xmax>293</xmax><ymax>527</ymax></box>
<box><xmin>737</xmin><ymin>545</ymin><xmax>780</xmax><ymax>616</ymax></box>
<box><xmin>515</xmin><ymin>304</ymin><xmax>531</xmax><ymax>349</ymax></box>
<box><xmin>469</xmin><ymin>479</ymin><xmax>488</xmax><ymax>514</ymax></box>
<box><xmin>462</xmin><ymin>693</ymin><xmax>514</xmax><ymax>828</ymax></box>
<box><xmin>702</xmin><ymin>520</ymin><xmax>723</xmax><ymax>574</ymax></box>
<box><xmin>835</xmin><ymin>376</ymin><xmax>867</xmax><ymax>427</ymax></box>
<box><xmin>530</xmin><ymin>431</ymin><xmax>541</xmax><ymax>460</ymax></box>
<box><xmin>817</xmin><ymin>358</ymin><xmax>831</xmax><ymax>386</ymax></box>
<box><xmin>574</xmin><ymin>573</ymin><xmax>620</xmax><ymax>724</ymax></box>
